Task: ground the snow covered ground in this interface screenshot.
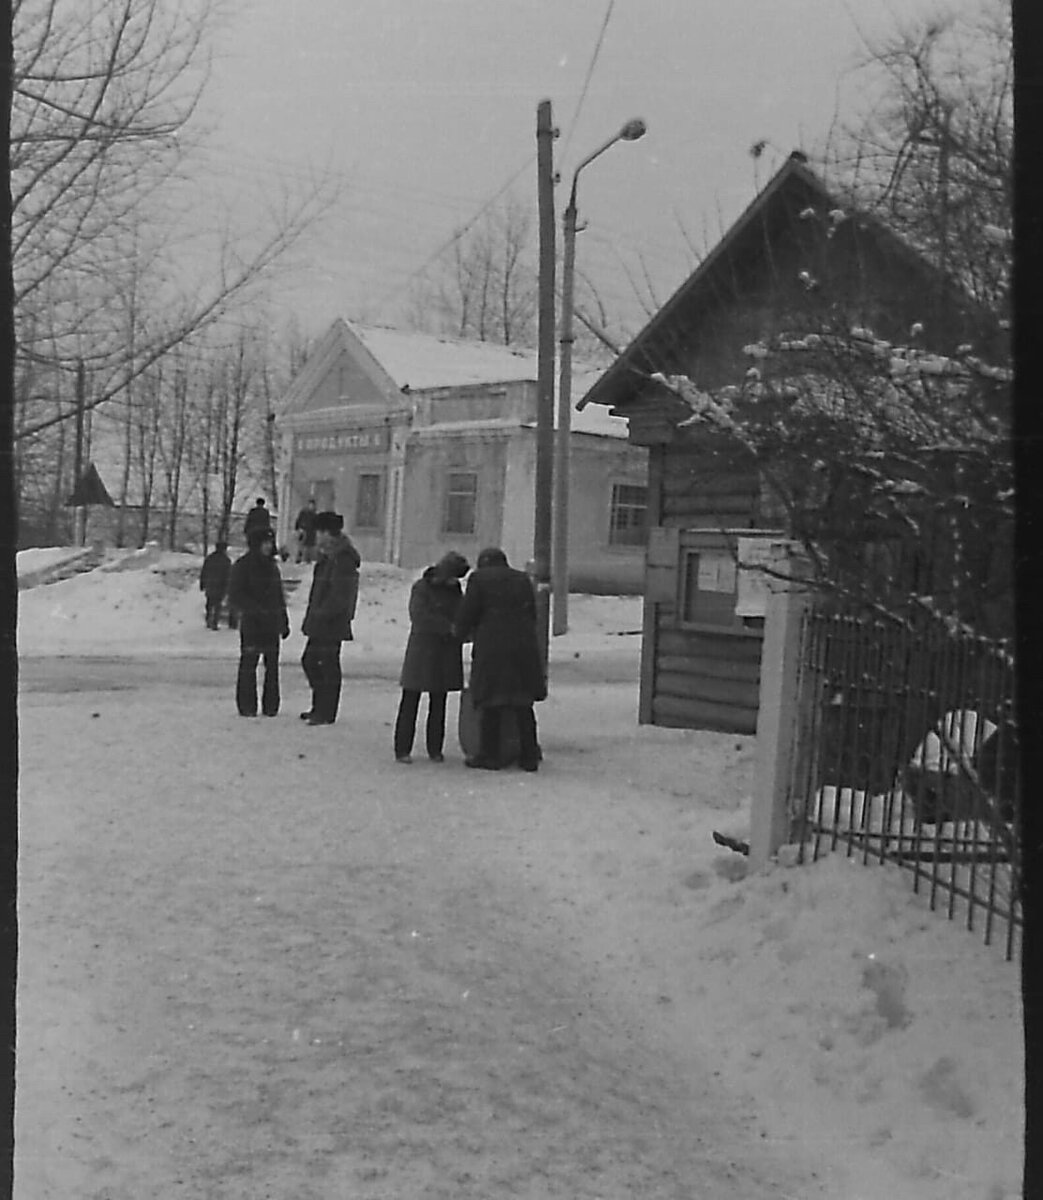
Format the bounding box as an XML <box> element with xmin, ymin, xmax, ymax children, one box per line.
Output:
<box><xmin>16</xmin><ymin>547</ymin><xmax>1024</xmax><ymax>1198</ymax></box>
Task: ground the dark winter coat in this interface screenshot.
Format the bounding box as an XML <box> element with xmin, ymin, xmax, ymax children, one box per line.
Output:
<box><xmin>294</xmin><ymin>506</ymin><xmax>317</xmax><ymax>547</ymax></box>
<box><xmin>228</xmin><ymin>549</ymin><xmax>289</xmax><ymax>644</ymax></box>
<box><xmin>398</xmin><ymin>567</ymin><xmax>465</xmax><ymax>693</ymax></box>
<box><xmin>302</xmin><ymin>534</ymin><xmax>361</xmax><ymax>643</ymax></box>
<box><xmin>244</xmin><ymin>504</ymin><xmax>272</xmax><ymax>538</ymax></box>
<box><xmin>199</xmin><ymin>549</ymin><xmax>231</xmax><ymax>599</ymax></box>
<box><xmin>454</xmin><ymin>564</ymin><xmax>546</xmax><ymax>707</ymax></box>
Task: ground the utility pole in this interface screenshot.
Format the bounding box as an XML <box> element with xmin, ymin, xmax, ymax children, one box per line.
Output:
<box><xmin>534</xmin><ymin>99</ymin><xmax>556</xmax><ymax>674</ymax></box>
<box><xmin>73</xmin><ymin>359</ymin><xmax>86</xmax><ymax>547</ymax></box>
<box><xmin>552</xmin><ymin>193</ymin><xmax>578</xmax><ymax>635</ymax></box>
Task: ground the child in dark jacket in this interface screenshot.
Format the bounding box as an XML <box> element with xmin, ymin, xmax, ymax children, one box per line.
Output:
<box><xmin>228</xmin><ymin>527</ymin><xmax>290</xmax><ymax>717</ymax></box>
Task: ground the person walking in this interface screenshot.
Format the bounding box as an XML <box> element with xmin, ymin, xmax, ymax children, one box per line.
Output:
<box><xmin>294</xmin><ymin>498</ymin><xmax>318</xmax><ymax>564</ymax></box>
<box><xmin>453</xmin><ymin>546</ymin><xmax>545</xmax><ymax>771</ymax></box>
<box><xmin>243</xmin><ymin>497</ymin><xmax>272</xmax><ymax>539</ymax></box>
<box><xmin>199</xmin><ymin>541</ymin><xmax>231</xmax><ymax>630</ymax></box>
<box><xmin>393</xmin><ymin>551</ymin><xmax>470</xmax><ymax>763</ymax></box>
<box><xmin>227</xmin><ymin>527</ymin><xmax>290</xmax><ymax>717</ymax></box>
<box><xmin>300</xmin><ymin>511</ymin><xmax>361</xmax><ymax>726</ymax></box>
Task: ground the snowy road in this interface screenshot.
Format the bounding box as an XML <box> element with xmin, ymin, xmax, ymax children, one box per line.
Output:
<box><xmin>17</xmin><ymin>645</ymin><xmax>641</xmax><ymax>694</ymax></box>
<box><xmin>16</xmin><ymin>671</ymin><xmax>829</xmax><ymax>1199</ymax></box>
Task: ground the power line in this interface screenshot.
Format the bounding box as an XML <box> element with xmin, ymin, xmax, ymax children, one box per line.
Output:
<box><xmin>366</xmin><ymin>152</ymin><xmax>535</xmax><ymax>318</ymax></box>
<box><xmin>561</xmin><ymin>0</ymin><xmax>616</xmax><ymax>161</ymax></box>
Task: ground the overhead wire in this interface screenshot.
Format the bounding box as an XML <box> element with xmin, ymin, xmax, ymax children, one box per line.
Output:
<box><xmin>364</xmin><ymin>151</ymin><xmax>535</xmax><ymax>319</ymax></box>
<box><xmin>369</xmin><ymin>0</ymin><xmax>619</xmax><ymax>322</ymax></box>
<box><xmin>560</xmin><ymin>0</ymin><xmax>616</xmax><ymax>162</ymax></box>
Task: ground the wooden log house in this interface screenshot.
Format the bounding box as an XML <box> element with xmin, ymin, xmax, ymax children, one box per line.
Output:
<box><xmin>579</xmin><ymin>152</ymin><xmax>1005</xmax><ymax>734</ymax></box>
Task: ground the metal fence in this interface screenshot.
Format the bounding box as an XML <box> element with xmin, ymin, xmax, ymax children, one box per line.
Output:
<box><xmin>788</xmin><ymin>607</ymin><xmax>1020</xmax><ymax>958</ymax></box>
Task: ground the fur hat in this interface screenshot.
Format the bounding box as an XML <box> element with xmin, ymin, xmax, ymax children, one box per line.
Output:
<box><xmin>247</xmin><ymin>526</ymin><xmax>275</xmax><ymax>551</ymax></box>
<box><xmin>312</xmin><ymin>510</ymin><xmax>344</xmax><ymax>534</ymax></box>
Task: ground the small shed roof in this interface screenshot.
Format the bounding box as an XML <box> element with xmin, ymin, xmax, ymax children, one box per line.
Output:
<box><xmin>64</xmin><ymin>462</ymin><xmax>115</xmax><ymax>507</ymax></box>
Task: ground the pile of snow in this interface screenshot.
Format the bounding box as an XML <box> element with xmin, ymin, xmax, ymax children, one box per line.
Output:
<box><xmin>17</xmin><ymin>551</ymin><xmax>641</xmax><ymax>664</ymax></box>
<box><xmin>683</xmin><ymin>848</ymin><xmax>1021</xmax><ymax>1198</ymax></box>
<box><xmin>16</xmin><ymin>547</ymin><xmax>86</xmax><ymax>577</ymax></box>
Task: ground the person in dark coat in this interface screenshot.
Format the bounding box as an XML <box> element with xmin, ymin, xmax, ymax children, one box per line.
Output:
<box><xmin>294</xmin><ymin>498</ymin><xmax>318</xmax><ymax>564</ymax></box>
<box><xmin>453</xmin><ymin>546</ymin><xmax>546</xmax><ymax>771</ymax></box>
<box><xmin>199</xmin><ymin>541</ymin><xmax>231</xmax><ymax>630</ymax></box>
<box><xmin>243</xmin><ymin>497</ymin><xmax>272</xmax><ymax>539</ymax></box>
<box><xmin>227</xmin><ymin>526</ymin><xmax>290</xmax><ymax>717</ymax></box>
<box><xmin>300</xmin><ymin>511</ymin><xmax>361</xmax><ymax>726</ymax></box>
<box><xmin>393</xmin><ymin>551</ymin><xmax>470</xmax><ymax>763</ymax></box>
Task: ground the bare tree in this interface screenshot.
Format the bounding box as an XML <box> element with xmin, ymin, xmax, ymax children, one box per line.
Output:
<box><xmin>0</xmin><ymin>1</ymin><xmax>16</xmax><ymax>1185</ymax></box>
<box><xmin>10</xmin><ymin>0</ymin><xmax>338</xmax><ymax>448</ymax></box>
<box><xmin>830</xmin><ymin>0</ymin><xmax>1011</xmax><ymax>316</ymax></box>
<box><xmin>405</xmin><ymin>196</ymin><xmax>538</xmax><ymax>346</ymax></box>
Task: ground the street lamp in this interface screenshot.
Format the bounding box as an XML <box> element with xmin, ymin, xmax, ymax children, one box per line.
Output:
<box><xmin>553</xmin><ymin>117</ymin><xmax>646</xmax><ymax>636</ymax></box>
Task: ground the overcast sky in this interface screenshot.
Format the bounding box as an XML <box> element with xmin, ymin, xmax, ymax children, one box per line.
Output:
<box><xmin>196</xmin><ymin>0</ymin><xmax>967</xmax><ymax>340</ymax></box>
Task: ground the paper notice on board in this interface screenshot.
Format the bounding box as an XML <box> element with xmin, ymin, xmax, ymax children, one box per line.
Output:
<box><xmin>696</xmin><ymin>552</ymin><xmax>737</xmax><ymax>593</ymax></box>
<box><xmin>736</xmin><ymin>537</ymin><xmax>783</xmax><ymax>616</ymax></box>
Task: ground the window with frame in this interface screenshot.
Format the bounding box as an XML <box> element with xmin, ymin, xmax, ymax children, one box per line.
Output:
<box><xmin>355</xmin><ymin>473</ymin><xmax>383</xmax><ymax>529</ymax></box>
<box><xmin>444</xmin><ymin>471</ymin><xmax>478</xmax><ymax>535</ymax></box>
<box><xmin>608</xmin><ymin>483</ymin><xmax>648</xmax><ymax>546</ymax></box>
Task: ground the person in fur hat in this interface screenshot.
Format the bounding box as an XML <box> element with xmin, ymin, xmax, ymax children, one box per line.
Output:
<box><xmin>227</xmin><ymin>526</ymin><xmax>290</xmax><ymax>717</ymax></box>
<box><xmin>300</xmin><ymin>511</ymin><xmax>361</xmax><ymax>725</ymax></box>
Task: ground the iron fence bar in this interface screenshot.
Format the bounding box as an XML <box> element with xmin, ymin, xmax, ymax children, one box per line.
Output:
<box><xmin>926</xmin><ymin>619</ymin><xmax>956</xmax><ymax>915</ymax></box>
<box><xmin>948</xmin><ymin>630</ymin><xmax>974</xmax><ymax>922</ymax></box>
<box><xmin>791</xmin><ymin>606</ymin><xmax>818</xmax><ymax>864</ymax></box>
<box><xmin>878</xmin><ymin>619</ymin><xmax>903</xmax><ymax>866</ymax></box>
<box><xmin>812</xmin><ymin>612</ymin><xmax>834</xmax><ymax>863</ymax></box>
<box><xmin>907</xmin><ymin>616</ymin><xmax>937</xmax><ymax>901</ymax></box>
<box><xmin>893</xmin><ymin>620</ymin><xmax>918</xmax><ymax>865</ymax></box>
<box><xmin>834</xmin><ymin>615</ymin><xmax>859</xmax><ymax>857</ymax></box>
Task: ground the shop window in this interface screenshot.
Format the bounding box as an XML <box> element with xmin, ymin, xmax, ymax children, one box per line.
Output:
<box><xmin>444</xmin><ymin>472</ymin><xmax>477</xmax><ymax>535</ymax></box>
<box><xmin>356</xmin><ymin>473</ymin><xmax>382</xmax><ymax>529</ymax></box>
<box><xmin>609</xmin><ymin>483</ymin><xmax>647</xmax><ymax>546</ymax></box>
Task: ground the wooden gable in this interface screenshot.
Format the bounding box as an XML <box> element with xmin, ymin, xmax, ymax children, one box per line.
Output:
<box><xmin>580</xmin><ymin>154</ymin><xmax>1003</xmax><ymax>438</ymax></box>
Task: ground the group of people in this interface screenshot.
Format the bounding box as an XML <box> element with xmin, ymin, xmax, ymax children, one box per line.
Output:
<box><xmin>200</xmin><ymin>500</ymin><xmax>545</xmax><ymax>770</ymax></box>
<box><xmin>393</xmin><ymin>546</ymin><xmax>545</xmax><ymax>770</ymax></box>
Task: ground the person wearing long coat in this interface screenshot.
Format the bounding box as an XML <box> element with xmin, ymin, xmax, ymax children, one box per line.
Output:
<box><xmin>227</xmin><ymin>527</ymin><xmax>290</xmax><ymax>717</ymax></box>
<box><xmin>393</xmin><ymin>551</ymin><xmax>470</xmax><ymax>763</ymax></box>
<box><xmin>453</xmin><ymin>546</ymin><xmax>546</xmax><ymax>771</ymax></box>
<box><xmin>300</xmin><ymin>511</ymin><xmax>361</xmax><ymax>725</ymax></box>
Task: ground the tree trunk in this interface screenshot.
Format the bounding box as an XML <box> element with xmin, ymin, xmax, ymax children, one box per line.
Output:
<box><xmin>0</xmin><ymin>2</ymin><xmax>21</xmax><ymax>1189</ymax></box>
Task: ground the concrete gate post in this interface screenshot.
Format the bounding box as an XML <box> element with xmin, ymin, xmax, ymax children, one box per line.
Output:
<box><xmin>750</xmin><ymin>543</ymin><xmax>812</xmax><ymax>869</ymax></box>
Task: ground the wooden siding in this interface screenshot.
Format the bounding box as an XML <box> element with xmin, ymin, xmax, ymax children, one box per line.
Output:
<box><xmin>640</xmin><ymin>448</ymin><xmax>771</xmax><ymax>732</ymax></box>
<box><xmin>652</xmin><ymin>626</ymin><xmax>762</xmax><ymax>733</ymax></box>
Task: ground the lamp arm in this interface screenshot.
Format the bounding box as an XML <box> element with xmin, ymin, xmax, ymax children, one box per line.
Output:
<box><xmin>568</xmin><ymin>132</ymin><xmax>623</xmax><ymax>207</ymax></box>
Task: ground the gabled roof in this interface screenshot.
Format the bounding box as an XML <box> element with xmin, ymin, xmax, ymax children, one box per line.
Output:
<box><xmin>354</xmin><ymin>324</ymin><xmax>544</xmax><ymax>390</ymax></box>
<box><xmin>279</xmin><ymin>318</ymin><xmax>402</xmax><ymax>415</ymax></box>
<box><xmin>281</xmin><ymin>318</ymin><xmax>557</xmax><ymax>416</ymax></box>
<box><xmin>579</xmin><ymin>153</ymin><xmax>993</xmax><ymax>413</ymax></box>
<box><xmin>279</xmin><ymin>318</ymin><xmax>627</xmax><ymax>437</ymax></box>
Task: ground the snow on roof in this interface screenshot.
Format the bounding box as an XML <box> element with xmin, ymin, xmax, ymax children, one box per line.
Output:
<box><xmin>353</xmin><ymin>325</ymin><xmax>544</xmax><ymax>390</ymax></box>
